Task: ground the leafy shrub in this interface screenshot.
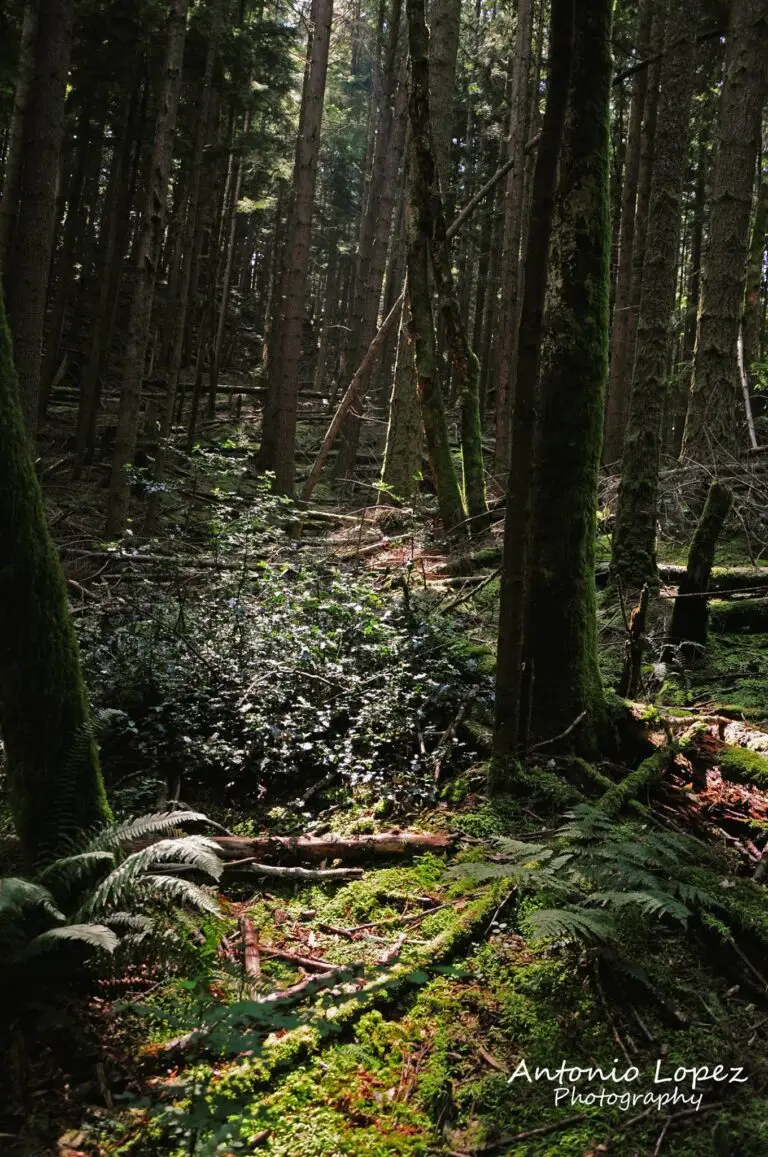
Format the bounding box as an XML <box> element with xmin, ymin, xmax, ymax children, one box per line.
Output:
<box><xmin>78</xmin><ymin>498</ymin><xmax>488</xmax><ymax>810</ymax></box>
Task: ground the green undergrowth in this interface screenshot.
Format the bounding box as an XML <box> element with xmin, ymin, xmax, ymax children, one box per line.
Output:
<box><xmin>75</xmin><ymin>786</ymin><xmax>768</xmax><ymax>1157</ymax></box>
<box><xmin>657</xmin><ymin>633</ymin><xmax>768</xmax><ymax>719</ymax></box>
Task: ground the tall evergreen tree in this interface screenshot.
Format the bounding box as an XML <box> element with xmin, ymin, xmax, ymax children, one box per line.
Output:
<box><xmin>525</xmin><ymin>0</ymin><xmax>612</xmax><ymax>751</ymax></box>
<box><xmin>0</xmin><ymin>284</ymin><xmax>110</xmax><ymax>868</ymax></box>
<box><xmin>611</xmin><ymin>0</ymin><xmax>699</xmax><ymax>591</ymax></box>
<box><xmin>682</xmin><ymin>0</ymin><xmax>768</xmax><ymax>465</ymax></box>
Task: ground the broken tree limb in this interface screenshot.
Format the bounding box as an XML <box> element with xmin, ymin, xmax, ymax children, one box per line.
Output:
<box><xmin>618</xmin><ymin>583</ymin><xmax>649</xmax><ymax>698</ymax></box>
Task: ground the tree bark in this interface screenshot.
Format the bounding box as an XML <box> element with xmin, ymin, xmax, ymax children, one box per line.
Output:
<box><xmin>743</xmin><ymin>155</ymin><xmax>768</xmax><ymax>373</ymax></box>
<box><xmin>0</xmin><ymin>0</ymin><xmax>39</xmax><ymax>272</ymax></box>
<box><xmin>105</xmin><ymin>0</ymin><xmax>189</xmax><ymax>538</ymax></box>
<box><xmin>404</xmin><ymin>0</ymin><xmax>466</xmax><ymax>534</ymax></box>
<box><xmin>682</xmin><ymin>0</ymin><xmax>768</xmax><ymax>465</ymax></box>
<box><xmin>611</xmin><ymin>0</ymin><xmax>699</xmax><ymax>592</ymax></box>
<box><xmin>0</xmin><ymin>284</ymin><xmax>110</xmax><ymax>868</ymax></box>
<box><xmin>5</xmin><ymin>0</ymin><xmax>75</xmax><ymax>437</ymax></box>
<box><xmin>493</xmin><ymin>0</ymin><xmax>535</xmax><ymax>479</ymax></box>
<box><xmin>258</xmin><ymin>0</ymin><xmax>333</xmax><ymax>495</ymax></box>
<box><xmin>492</xmin><ymin>0</ymin><xmax>575</xmax><ymax>765</ymax></box>
<box><xmin>525</xmin><ymin>0</ymin><xmax>612</xmax><ymax>752</ymax></box>
<box><xmin>602</xmin><ymin>0</ymin><xmax>654</xmax><ymax>467</ymax></box>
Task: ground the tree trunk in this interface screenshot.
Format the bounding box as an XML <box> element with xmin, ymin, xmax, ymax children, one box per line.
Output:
<box><xmin>146</xmin><ymin>27</ymin><xmax>217</xmax><ymax>532</ymax></box>
<box><xmin>492</xmin><ymin>0</ymin><xmax>575</xmax><ymax>765</ymax></box>
<box><xmin>525</xmin><ymin>0</ymin><xmax>612</xmax><ymax>752</ymax></box>
<box><xmin>666</xmin><ymin>480</ymin><xmax>733</xmax><ymax>659</ymax></box>
<box><xmin>0</xmin><ymin>0</ymin><xmax>39</xmax><ymax>272</ymax></box>
<box><xmin>333</xmin><ymin>55</ymin><xmax>407</xmax><ymax>479</ymax></box>
<box><xmin>72</xmin><ymin>84</ymin><xmax>144</xmax><ymax>477</ymax></box>
<box><xmin>493</xmin><ymin>0</ymin><xmax>535</xmax><ymax>479</ymax></box>
<box><xmin>602</xmin><ymin>0</ymin><xmax>654</xmax><ymax>467</ymax></box>
<box><xmin>743</xmin><ymin>155</ymin><xmax>768</xmax><ymax>373</ymax></box>
<box><xmin>682</xmin><ymin>0</ymin><xmax>768</xmax><ymax>465</ymax></box>
<box><xmin>405</xmin><ymin>0</ymin><xmax>488</xmax><ymax>533</ymax></box>
<box><xmin>0</xmin><ymin>285</ymin><xmax>110</xmax><ymax>868</ymax></box>
<box><xmin>380</xmin><ymin>294</ymin><xmax>423</xmax><ymax>501</ymax></box>
<box><xmin>404</xmin><ymin>0</ymin><xmax>466</xmax><ymax>534</ymax></box>
<box><xmin>105</xmin><ymin>0</ymin><xmax>189</xmax><ymax>538</ymax></box>
<box><xmin>611</xmin><ymin>0</ymin><xmax>698</xmax><ymax>592</ymax></box>
<box><xmin>428</xmin><ymin>0</ymin><xmax>461</xmax><ymax>199</ymax></box>
<box><xmin>5</xmin><ymin>0</ymin><xmax>75</xmax><ymax>438</ymax></box>
<box><xmin>257</xmin><ymin>0</ymin><xmax>333</xmax><ymax>495</ymax></box>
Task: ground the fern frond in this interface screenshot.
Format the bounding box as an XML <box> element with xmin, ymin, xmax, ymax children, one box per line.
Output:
<box><xmin>37</xmin><ymin>851</ymin><xmax>116</xmax><ymax>896</ymax></box>
<box><xmin>524</xmin><ymin>906</ymin><xmax>615</xmax><ymax>945</ymax></box>
<box><xmin>140</xmin><ymin>875</ymin><xmax>221</xmax><ymax>916</ymax></box>
<box><xmin>22</xmin><ymin>923</ymin><xmax>119</xmax><ymax>957</ymax></box>
<box><xmin>75</xmin><ymin>837</ymin><xmax>222</xmax><ymax>920</ymax></box>
<box><xmin>0</xmin><ymin>878</ymin><xmax>65</xmax><ymax>922</ymax></box>
<box><xmin>586</xmin><ymin>890</ymin><xmax>690</xmax><ymax>925</ymax></box>
<box><xmin>87</xmin><ymin>811</ymin><xmax>211</xmax><ymax>853</ymax></box>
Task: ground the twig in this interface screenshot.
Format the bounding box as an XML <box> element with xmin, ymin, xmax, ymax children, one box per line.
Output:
<box><xmin>439</xmin><ymin>567</ymin><xmax>501</xmax><ymax>613</ymax></box>
<box><xmin>472</xmin><ymin>1113</ymin><xmax>587</xmax><ymax>1150</ymax></box>
<box><xmin>653</xmin><ymin>1102</ymin><xmax>725</xmax><ymax>1155</ymax></box>
<box><xmin>433</xmin><ymin>696</ymin><xmax>475</xmax><ymax>783</ymax></box>
<box><xmin>527</xmin><ymin>711</ymin><xmax>588</xmax><ymax>753</ymax></box>
<box><xmin>377</xmin><ymin>933</ymin><xmax>407</xmax><ymax>965</ymax></box>
<box><xmin>260</xmin><ymin>946</ymin><xmax>338</xmax><ymax>972</ymax></box>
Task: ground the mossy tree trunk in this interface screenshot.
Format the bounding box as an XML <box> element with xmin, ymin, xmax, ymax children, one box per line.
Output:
<box><xmin>0</xmin><ymin>286</ymin><xmax>110</xmax><ymax>869</ymax></box>
<box><xmin>492</xmin><ymin>0</ymin><xmax>575</xmax><ymax>765</ymax></box>
<box><xmin>743</xmin><ymin>153</ymin><xmax>768</xmax><ymax>374</ymax></box>
<box><xmin>611</xmin><ymin>0</ymin><xmax>698</xmax><ymax>592</ymax></box>
<box><xmin>404</xmin><ymin>0</ymin><xmax>466</xmax><ymax>534</ymax></box>
<box><xmin>380</xmin><ymin>294</ymin><xmax>424</xmax><ymax>502</ymax></box>
<box><xmin>682</xmin><ymin>0</ymin><xmax>768</xmax><ymax>465</ymax></box>
<box><xmin>525</xmin><ymin>0</ymin><xmax>612</xmax><ymax>753</ymax></box>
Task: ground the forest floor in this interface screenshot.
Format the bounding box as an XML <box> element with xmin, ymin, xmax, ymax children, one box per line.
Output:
<box><xmin>5</xmin><ymin>415</ymin><xmax>768</xmax><ymax>1157</ymax></box>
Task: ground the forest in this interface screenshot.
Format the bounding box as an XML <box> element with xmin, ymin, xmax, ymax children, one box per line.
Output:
<box><xmin>1</xmin><ymin>0</ymin><xmax>768</xmax><ymax>1152</ymax></box>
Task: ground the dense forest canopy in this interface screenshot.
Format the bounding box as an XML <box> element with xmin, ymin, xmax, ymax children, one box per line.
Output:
<box><xmin>1</xmin><ymin>0</ymin><xmax>768</xmax><ymax>1152</ymax></box>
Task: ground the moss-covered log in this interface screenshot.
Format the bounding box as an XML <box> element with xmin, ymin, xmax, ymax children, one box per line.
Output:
<box><xmin>718</xmin><ymin>746</ymin><xmax>768</xmax><ymax>790</ymax></box>
<box><xmin>524</xmin><ymin>0</ymin><xmax>612</xmax><ymax>753</ymax></box>
<box><xmin>667</xmin><ymin>481</ymin><xmax>733</xmax><ymax>654</ymax></box>
<box><xmin>0</xmin><ymin>286</ymin><xmax>110</xmax><ymax>867</ymax></box>
<box><xmin>710</xmin><ymin>597</ymin><xmax>768</xmax><ymax>634</ymax></box>
<box><xmin>598</xmin><ymin>748</ymin><xmax>673</xmax><ymax>817</ymax></box>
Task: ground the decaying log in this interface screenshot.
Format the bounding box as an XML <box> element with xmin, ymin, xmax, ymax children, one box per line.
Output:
<box><xmin>130</xmin><ymin>830</ymin><xmax>454</xmax><ymax>863</ymax></box>
<box><xmin>240</xmin><ymin>916</ymin><xmax>261</xmax><ymax>989</ymax></box>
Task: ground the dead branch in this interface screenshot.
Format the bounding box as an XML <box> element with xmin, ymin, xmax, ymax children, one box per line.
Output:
<box><xmin>240</xmin><ymin>917</ymin><xmax>261</xmax><ymax>990</ymax></box>
<box><xmin>129</xmin><ymin>830</ymin><xmax>454</xmax><ymax>864</ymax></box>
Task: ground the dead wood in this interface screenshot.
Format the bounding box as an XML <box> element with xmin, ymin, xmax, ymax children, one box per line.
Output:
<box><xmin>240</xmin><ymin>916</ymin><xmax>261</xmax><ymax>988</ymax></box>
<box><xmin>129</xmin><ymin>830</ymin><xmax>454</xmax><ymax>863</ymax></box>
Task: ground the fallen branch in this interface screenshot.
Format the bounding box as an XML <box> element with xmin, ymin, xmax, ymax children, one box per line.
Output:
<box><xmin>240</xmin><ymin>917</ymin><xmax>261</xmax><ymax>989</ymax></box>
<box><xmin>224</xmin><ymin>860</ymin><xmax>364</xmax><ymax>881</ymax></box>
<box><xmin>260</xmin><ymin>946</ymin><xmax>338</xmax><ymax>972</ymax></box>
<box><xmin>433</xmin><ymin>698</ymin><xmax>475</xmax><ymax>782</ymax></box>
<box><xmin>130</xmin><ymin>830</ymin><xmax>454</xmax><ymax>863</ymax></box>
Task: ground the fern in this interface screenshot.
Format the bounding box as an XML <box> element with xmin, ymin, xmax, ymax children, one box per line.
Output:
<box><xmin>0</xmin><ymin>811</ymin><xmax>224</xmax><ymax>983</ymax></box>
<box><xmin>452</xmin><ymin>802</ymin><xmax>724</xmax><ymax>956</ymax></box>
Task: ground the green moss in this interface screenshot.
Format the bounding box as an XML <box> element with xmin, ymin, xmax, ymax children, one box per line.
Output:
<box><xmin>718</xmin><ymin>745</ymin><xmax>768</xmax><ymax>789</ymax></box>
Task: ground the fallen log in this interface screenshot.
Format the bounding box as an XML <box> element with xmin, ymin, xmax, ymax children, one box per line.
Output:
<box><xmin>131</xmin><ymin>830</ymin><xmax>454</xmax><ymax>863</ymax></box>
